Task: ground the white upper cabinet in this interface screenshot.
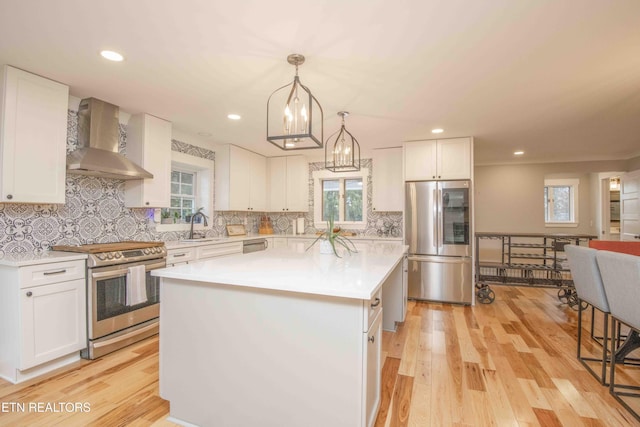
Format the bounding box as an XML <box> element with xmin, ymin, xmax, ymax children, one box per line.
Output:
<box><xmin>0</xmin><ymin>65</ymin><xmax>69</xmax><ymax>204</ymax></box>
<box><xmin>268</xmin><ymin>155</ymin><xmax>308</xmax><ymax>212</ymax></box>
<box><xmin>404</xmin><ymin>137</ymin><xmax>472</xmax><ymax>181</ymax></box>
<box><xmin>215</xmin><ymin>144</ymin><xmax>267</xmax><ymax>211</ymax></box>
<box><xmin>372</xmin><ymin>147</ymin><xmax>403</xmax><ymax>211</ymax></box>
<box><xmin>124</xmin><ymin>113</ymin><xmax>172</xmax><ymax>208</ymax></box>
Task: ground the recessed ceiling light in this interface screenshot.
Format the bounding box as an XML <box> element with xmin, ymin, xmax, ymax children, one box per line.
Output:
<box><xmin>514</xmin><ymin>151</ymin><xmax>524</xmax><ymax>155</ymax></box>
<box><xmin>100</xmin><ymin>50</ymin><xmax>124</xmax><ymax>62</ymax></box>
<box><xmin>227</xmin><ymin>114</ymin><xmax>241</xmax><ymax>120</ymax></box>
<box><xmin>431</xmin><ymin>128</ymin><xmax>444</xmax><ymax>134</ymax></box>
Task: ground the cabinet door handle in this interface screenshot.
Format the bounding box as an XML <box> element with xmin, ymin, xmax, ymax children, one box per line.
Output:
<box><xmin>26</xmin><ymin>291</ymin><xmax>33</xmax><ymax>297</ymax></box>
<box><xmin>173</xmin><ymin>253</ymin><xmax>187</xmax><ymax>257</ymax></box>
<box><xmin>368</xmin><ymin>335</ymin><xmax>375</xmax><ymax>343</ymax></box>
<box><xmin>370</xmin><ymin>297</ymin><xmax>381</xmax><ymax>308</ymax></box>
<box><xmin>43</xmin><ymin>269</ymin><xmax>67</xmax><ymax>275</ymax></box>
<box><xmin>6</xmin><ymin>194</ymin><xmax>13</xmax><ymax>200</ymax></box>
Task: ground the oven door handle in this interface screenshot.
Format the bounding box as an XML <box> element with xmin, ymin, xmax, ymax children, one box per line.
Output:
<box><xmin>92</xmin><ymin>269</ymin><xmax>129</xmax><ymax>279</ymax></box>
<box><xmin>90</xmin><ymin>260</ymin><xmax>166</xmax><ymax>280</ymax></box>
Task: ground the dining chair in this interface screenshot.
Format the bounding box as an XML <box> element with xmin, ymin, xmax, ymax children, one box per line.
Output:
<box><xmin>596</xmin><ymin>250</ymin><xmax>640</xmax><ymax>421</ymax></box>
<box><xmin>565</xmin><ymin>245</ymin><xmax>611</xmax><ymax>385</ymax></box>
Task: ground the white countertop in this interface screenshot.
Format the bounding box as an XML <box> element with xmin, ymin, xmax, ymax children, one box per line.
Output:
<box><xmin>0</xmin><ymin>251</ymin><xmax>87</xmax><ymax>267</ymax></box>
<box><xmin>164</xmin><ymin>234</ymin><xmax>402</xmax><ymax>250</ymax></box>
<box><xmin>153</xmin><ymin>241</ymin><xmax>407</xmax><ymax>300</ymax></box>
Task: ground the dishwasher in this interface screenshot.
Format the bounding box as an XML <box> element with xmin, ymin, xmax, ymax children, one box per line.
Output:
<box><xmin>243</xmin><ymin>238</ymin><xmax>268</xmax><ymax>254</ymax></box>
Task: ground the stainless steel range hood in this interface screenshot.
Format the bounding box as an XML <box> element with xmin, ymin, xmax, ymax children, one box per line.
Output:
<box><xmin>67</xmin><ymin>98</ymin><xmax>153</xmax><ymax>180</ymax></box>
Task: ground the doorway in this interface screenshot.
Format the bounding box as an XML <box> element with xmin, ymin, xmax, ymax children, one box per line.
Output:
<box><xmin>598</xmin><ymin>172</ymin><xmax>623</xmax><ymax>241</ymax></box>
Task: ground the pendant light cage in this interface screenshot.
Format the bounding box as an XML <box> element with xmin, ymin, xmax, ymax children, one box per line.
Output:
<box><xmin>325</xmin><ymin>111</ymin><xmax>361</xmax><ymax>172</ymax></box>
<box><xmin>267</xmin><ymin>54</ymin><xmax>323</xmax><ymax>150</ymax></box>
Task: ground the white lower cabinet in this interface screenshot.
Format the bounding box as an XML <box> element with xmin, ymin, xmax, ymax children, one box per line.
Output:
<box><xmin>0</xmin><ymin>259</ymin><xmax>87</xmax><ymax>383</ymax></box>
<box><xmin>20</xmin><ymin>279</ymin><xmax>86</xmax><ymax>370</ymax></box>
<box><xmin>195</xmin><ymin>242</ymin><xmax>242</xmax><ymax>260</ymax></box>
<box><xmin>364</xmin><ymin>309</ymin><xmax>382</xmax><ymax>427</ymax></box>
<box><xmin>271</xmin><ymin>237</ymin><xmax>288</xmax><ymax>249</ymax></box>
<box><xmin>166</xmin><ymin>247</ymin><xmax>195</xmax><ymax>266</ymax></box>
<box><xmin>167</xmin><ymin>241</ymin><xmax>243</xmax><ymax>266</ymax></box>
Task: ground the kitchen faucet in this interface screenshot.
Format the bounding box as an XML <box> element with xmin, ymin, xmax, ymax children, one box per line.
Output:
<box><xmin>189</xmin><ymin>209</ymin><xmax>209</xmax><ymax>239</ymax></box>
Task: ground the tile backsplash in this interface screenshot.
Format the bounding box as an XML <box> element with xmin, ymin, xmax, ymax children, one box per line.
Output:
<box><xmin>0</xmin><ymin>110</ymin><xmax>402</xmax><ymax>257</ymax></box>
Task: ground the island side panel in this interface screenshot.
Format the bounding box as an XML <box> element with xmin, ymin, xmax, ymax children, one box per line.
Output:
<box><xmin>160</xmin><ymin>277</ymin><xmax>367</xmax><ymax>427</ymax></box>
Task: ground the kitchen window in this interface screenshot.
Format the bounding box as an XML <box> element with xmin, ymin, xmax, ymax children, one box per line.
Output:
<box><xmin>544</xmin><ymin>178</ymin><xmax>579</xmax><ymax>227</ymax></box>
<box><xmin>313</xmin><ymin>168</ymin><xmax>368</xmax><ymax>229</ymax></box>
<box><xmin>165</xmin><ymin>169</ymin><xmax>196</xmax><ymax>223</ymax></box>
<box><xmin>156</xmin><ymin>151</ymin><xmax>214</xmax><ymax>232</ymax></box>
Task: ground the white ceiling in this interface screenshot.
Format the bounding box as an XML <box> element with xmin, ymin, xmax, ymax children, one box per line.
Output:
<box><xmin>1</xmin><ymin>0</ymin><xmax>639</xmax><ymax>165</ymax></box>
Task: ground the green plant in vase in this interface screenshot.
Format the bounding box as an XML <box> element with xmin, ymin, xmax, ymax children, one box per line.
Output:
<box><xmin>306</xmin><ymin>215</ymin><xmax>357</xmax><ymax>257</ymax></box>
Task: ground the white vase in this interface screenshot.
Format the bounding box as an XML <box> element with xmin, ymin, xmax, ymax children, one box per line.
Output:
<box><xmin>319</xmin><ymin>240</ymin><xmax>333</xmax><ymax>254</ymax></box>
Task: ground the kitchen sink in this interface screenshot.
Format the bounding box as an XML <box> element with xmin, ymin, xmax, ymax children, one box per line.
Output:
<box><xmin>179</xmin><ymin>238</ymin><xmax>226</xmax><ymax>243</ymax></box>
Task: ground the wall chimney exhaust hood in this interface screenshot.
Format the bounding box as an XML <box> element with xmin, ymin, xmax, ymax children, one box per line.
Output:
<box><xmin>67</xmin><ymin>98</ymin><xmax>153</xmax><ymax>180</ymax></box>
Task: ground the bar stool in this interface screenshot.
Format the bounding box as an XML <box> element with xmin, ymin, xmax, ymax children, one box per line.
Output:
<box><xmin>596</xmin><ymin>250</ymin><xmax>640</xmax><ymax>421</ymax></box>
<box><xmin>565</xmin><ymin>245</ymin><xmax>611</xmax><ymax>384</ymax></box>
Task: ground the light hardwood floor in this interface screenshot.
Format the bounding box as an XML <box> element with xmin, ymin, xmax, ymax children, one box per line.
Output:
<box><xmin>1</xmin><ymin>286</ymin><xmax>639</xmax><ymax>426</ymax></box>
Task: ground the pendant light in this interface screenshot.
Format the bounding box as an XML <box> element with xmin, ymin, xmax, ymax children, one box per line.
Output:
<box><xmin>325</xmin><ymin>111</ymin><xmax>361</xmax><ymax>172</ymax></box>
<box><xmin>267</xmin><ymin>54</ymin><xmax>323</xmax><ymax>150</ymax></box>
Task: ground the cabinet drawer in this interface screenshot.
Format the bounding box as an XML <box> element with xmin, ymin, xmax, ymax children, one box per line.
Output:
<box><xmin>18</xmin><ymin>260</ymin><xmax>85</xmax><ymax>289</ymax></box>
<box><xmin>167</xmin><ymin>248</ymin><xmax>196</xmax><ymax>265</ymax></box>
<box><xmin>197</xmin><ymin>242</ymin><xmax>243</xmax><ymax>260</ymax></box>
<box><xmin>364</xmin><ymin>288</ymin><xmax>382</xmax><ymax>332</ymax></box>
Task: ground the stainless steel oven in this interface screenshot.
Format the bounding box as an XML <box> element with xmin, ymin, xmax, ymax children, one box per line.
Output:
<box><xmin>53</xmin><ymin>242</ymin><xmax>166</xmax><ymax>359</ymax></box>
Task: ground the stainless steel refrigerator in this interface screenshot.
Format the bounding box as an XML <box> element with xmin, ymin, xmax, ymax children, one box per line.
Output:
<box><xmin>405</xmin><ymin>180</ymin><xmax>473</xmax><ymax>304</ymax></box>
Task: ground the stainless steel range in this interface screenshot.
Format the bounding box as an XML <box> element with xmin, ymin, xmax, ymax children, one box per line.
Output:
<box><xmin>53</xmin><ymin>241</ymin><xmax>166</xmax><ymax>359</ymax></box>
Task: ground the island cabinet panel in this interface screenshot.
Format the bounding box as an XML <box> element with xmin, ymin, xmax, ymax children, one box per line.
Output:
<box><xmin>159</xmin><ymin>279</ymin><xmax>382</xmax><ymax>427</ymax></box>
<box><xmin>0</xmin><ymin>65</ymin><xmax>68</xmax><ymax>204</ymax></box>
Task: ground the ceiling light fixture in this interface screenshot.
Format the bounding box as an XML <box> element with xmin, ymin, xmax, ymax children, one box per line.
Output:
<box><xmin>431</xmin><ymin>128</ymin><xmax>444</xmax><ymax>134</ymax></box>
<box><xmin>514</xmin><ymin>151</ymin><xmax>524</xmax><ymax>155</ymax></box>
<box><xmin>100</xmin><ymin>50</ymin><xmax>124</xmax><ymax>62</ymax></box>
<box><xmin>227</xmin><ymin>114</ymin><xmax>241</xmax><ymax>120</ymax></box>
<box><xmin>267</xmin><ymin>54</ymin><xmax>323</xmax><ymax>150</ymax></box>
<box><xmin>325</xmin><ymin>111</ymin><xmax>361</xmax><ymax>172</ymax></box>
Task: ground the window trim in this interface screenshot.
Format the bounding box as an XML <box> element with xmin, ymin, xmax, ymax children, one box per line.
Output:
<box><xmin>312</xmin><ymin>168</ymin><xmax>368</xmax><ymax>230</ymax></box>
<box><xmin>156</xmin><ymin>151</ymin><xmax>214</xmax><ymax>233</ymax></box>
<box><xmin>544</xmin><ymin>178</ymin><xmax>579</xmax><ymax>228</ymax></box>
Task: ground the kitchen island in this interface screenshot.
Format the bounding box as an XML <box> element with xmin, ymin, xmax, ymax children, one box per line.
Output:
<box><xmin>152</xmin><ymin>241</ymin><xmax>407</xmax><ymax>427</ymax></box>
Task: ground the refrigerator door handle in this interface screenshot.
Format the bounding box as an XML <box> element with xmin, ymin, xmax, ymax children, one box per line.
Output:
<box><xmin>433</xmin><ymin>188</ymin><xmax>438</xmax><ymax>249</ymax></box>
<box><xmin>407</xmin><ymin>255</ymin><xmax>470</xmax><ymax>263</ymax></box>
<box><xmin>437</xmin><ymin>188</ymin><xmax>443</xmax><ymax>251</ymax></box>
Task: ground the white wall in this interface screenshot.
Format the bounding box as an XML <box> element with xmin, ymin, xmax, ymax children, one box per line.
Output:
<box><xmin>474</xmin><ymin>160</ymin><xmax>628</xmax><ymax>234</ymax></box>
